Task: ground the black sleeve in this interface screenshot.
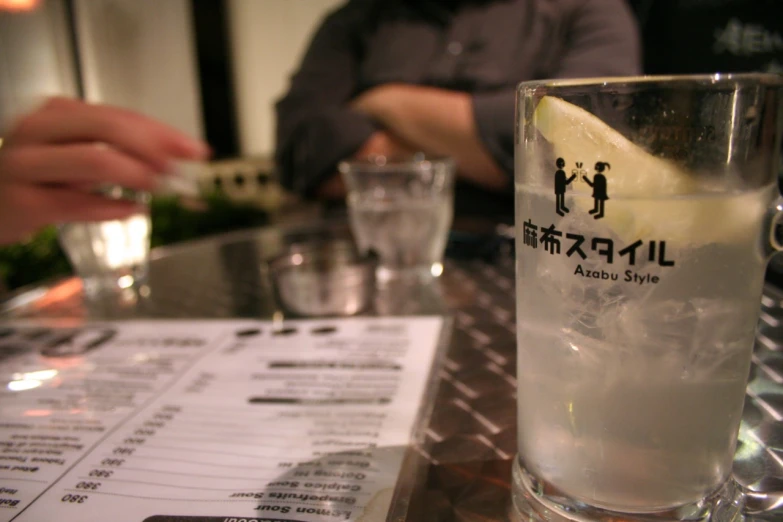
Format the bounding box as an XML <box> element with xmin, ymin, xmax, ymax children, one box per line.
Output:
<box><xmin>274</xmin><ymin>1</ymin><xmax>378</xmax><ymax>195</ymax></box>
<box><xmin>552</xmin><ymin>0</ymin><xmax>642</xmax><ymax>78</ymax></box>
<box><xmin>471</xmin><ymin>0</ymin><xmax>641</xmax><ymax>179</ymax></box>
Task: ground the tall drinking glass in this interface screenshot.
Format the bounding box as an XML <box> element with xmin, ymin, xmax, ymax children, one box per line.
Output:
<box><xmin>513</xmin><ymin>74</ymin><xmax>783</xmax><ymax>521</ymax></box>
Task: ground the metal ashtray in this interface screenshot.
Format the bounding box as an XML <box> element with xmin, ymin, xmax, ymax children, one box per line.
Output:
<box><xmin>268</xmin><ymin>240</ymin><xmax>377</xmax><ymax>317</ymax></box>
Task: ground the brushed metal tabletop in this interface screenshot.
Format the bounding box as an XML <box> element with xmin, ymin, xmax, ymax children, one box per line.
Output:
<box><xmin>1</xmin><ymin>224</ymin><xmax>782</xmax><ymax>521</ymax></box>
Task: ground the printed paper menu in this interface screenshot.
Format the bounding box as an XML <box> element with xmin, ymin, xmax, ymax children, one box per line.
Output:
<box><xmin>0</xmin><ymin>317</ymin><xmax>444</xmax><ymax>522</ymax></box>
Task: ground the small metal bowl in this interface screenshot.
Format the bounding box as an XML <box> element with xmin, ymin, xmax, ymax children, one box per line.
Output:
<box><xmin>268</xmin><ymin>240</ymin><xmax>376</xmax><ymax>317</ymax></box>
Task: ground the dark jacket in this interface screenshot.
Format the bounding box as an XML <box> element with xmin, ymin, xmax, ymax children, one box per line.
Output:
<box><xmin>275</xmin><ymin>0</ymin><xmax>641</xmax><ymax>216</ymax></box>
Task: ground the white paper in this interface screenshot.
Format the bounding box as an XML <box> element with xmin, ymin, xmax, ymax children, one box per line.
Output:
<box><xmin>0</xmin><ymin>317</ymin><xmax>444</xmax><ymax>522</ymax></box>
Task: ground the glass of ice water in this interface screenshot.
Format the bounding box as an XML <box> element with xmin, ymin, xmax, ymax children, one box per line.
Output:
<box><xmin>339</xmin><ymin>154</ymin><xmax>455</xmax><ymax>283</ymax></box>
<box><xmin>58</xmin><ymin>188</ymin><xmax>151</xmax><ymax>311</ymax></box>
<box><xmin>513</xmin><ymin>74</ymin><xmax>783</xmax><ymax>521</ymax></box>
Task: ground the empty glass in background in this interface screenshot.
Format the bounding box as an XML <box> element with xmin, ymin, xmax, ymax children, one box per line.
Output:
<box><xmin>513</xmin><ymin>74</ymin><xmax>783</xmax><ymax>522</ymax></box>
<box><xmin>58</xmin><ymin>187</ymin><xmax>151</xmax><ymax>311</ymax></box>
<box><xmin>339</xmin><ymin>155</ymin><xmax>455</xmax><ymax>283</ymax></box>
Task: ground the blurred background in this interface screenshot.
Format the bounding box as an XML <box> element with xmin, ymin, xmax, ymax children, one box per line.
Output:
<box><xmin>0</xmin><ymin>0</ymin><xmax>343</xmax><ymax>291</ymax></box>
<box><xmin>1</xmin><ymin>0</ymin><xmax>781</xmax><ymax>292</ymax></box>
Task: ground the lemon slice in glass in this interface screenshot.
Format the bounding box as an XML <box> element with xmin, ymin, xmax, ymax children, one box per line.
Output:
<box><xmin>532</xmin><ymin>96</ymin><xmax>767</xmax><ymax>246</ymax></box>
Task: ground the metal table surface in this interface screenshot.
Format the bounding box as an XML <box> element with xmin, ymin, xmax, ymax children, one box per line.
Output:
<box><xmin>1</xmin><ymin>223</ymin><xmax>782</xmax><ymax>521</ymax></box>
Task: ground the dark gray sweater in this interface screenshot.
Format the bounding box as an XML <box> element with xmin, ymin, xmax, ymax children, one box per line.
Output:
<box><xmin>275</xmin><ymin>0</ymin><xmax>641</xmax><ymax>214</ymax></box>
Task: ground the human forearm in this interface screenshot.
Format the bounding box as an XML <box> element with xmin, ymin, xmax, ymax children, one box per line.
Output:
<box><xmin>352</xmin><ymin>85</ymin><xmax>508</xmax><ymax>190</ymax></box>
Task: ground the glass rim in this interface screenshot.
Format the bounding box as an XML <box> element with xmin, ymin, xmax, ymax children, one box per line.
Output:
<box><xmin>517</xmin><ymin>72</ymin><xmax>783</xmax><ymax>93</ymax></box>
<box><xmin>338</xmin><ymin>154</ymin><xmax>455</xmax><ymax>174</ymax></box>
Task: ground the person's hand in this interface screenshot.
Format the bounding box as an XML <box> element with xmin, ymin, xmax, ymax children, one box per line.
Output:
<box><xmin>0</xmin><ymin>97</ymin><xmax>210</xmax><ymax>245</ymax></box>
<box><xmin>355</xmin><ymin>129</ymin><xmax>417</xmax><ymax>159</ymax></box>
<box><xmin>351</xmin><ymin>85</ymin><xmax>508</xmax><ymax>190</ymax></box>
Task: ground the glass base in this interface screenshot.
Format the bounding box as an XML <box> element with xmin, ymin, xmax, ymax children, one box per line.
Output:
<box><xmin>79</xmin><ymin>268</ymin><xmax>150</xmax><ymax>318</ymax></box>
<box><xmin>375</xmin><ymin>263</ymin><xmax>441</xmax><ymax>286</ymax></box>
<box><xmin>372</xmin><ymin>265</ymin><xmax>444</xmax><ymax>316</ymax></box>
<box><xmin>511</xmin><ymin>457</ymin><xmax>745</xmax><ymax>522</ymax></box>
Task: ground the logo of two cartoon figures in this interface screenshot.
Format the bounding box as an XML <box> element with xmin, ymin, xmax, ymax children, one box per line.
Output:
<box><xmin>554</xmin><ymin>158</ymin><xmax>609</xmax><ymax>219</ymax></box>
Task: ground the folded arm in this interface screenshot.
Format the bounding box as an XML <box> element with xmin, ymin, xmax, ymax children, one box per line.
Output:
<box><xmin>351</xmin><ymin>84</ymin><xmax>509</xmax><ymax>191</ymax></box>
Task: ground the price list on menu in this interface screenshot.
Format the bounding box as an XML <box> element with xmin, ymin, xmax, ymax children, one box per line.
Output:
<box><xmin>0</xmin><ymin>317</ymin><xmax>444</xmax><ymax>522</ymax></box>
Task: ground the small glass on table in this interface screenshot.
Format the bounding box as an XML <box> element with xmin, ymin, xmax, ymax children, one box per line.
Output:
<box><xmin>339</xmin><ymin>154</ymin><xmax>455</xmax><ymax>284</ymax></box>
<box><xmin>58</xmin><ymin>188</ymin><xmax>151</xmax><ymax>313</ymax></box>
